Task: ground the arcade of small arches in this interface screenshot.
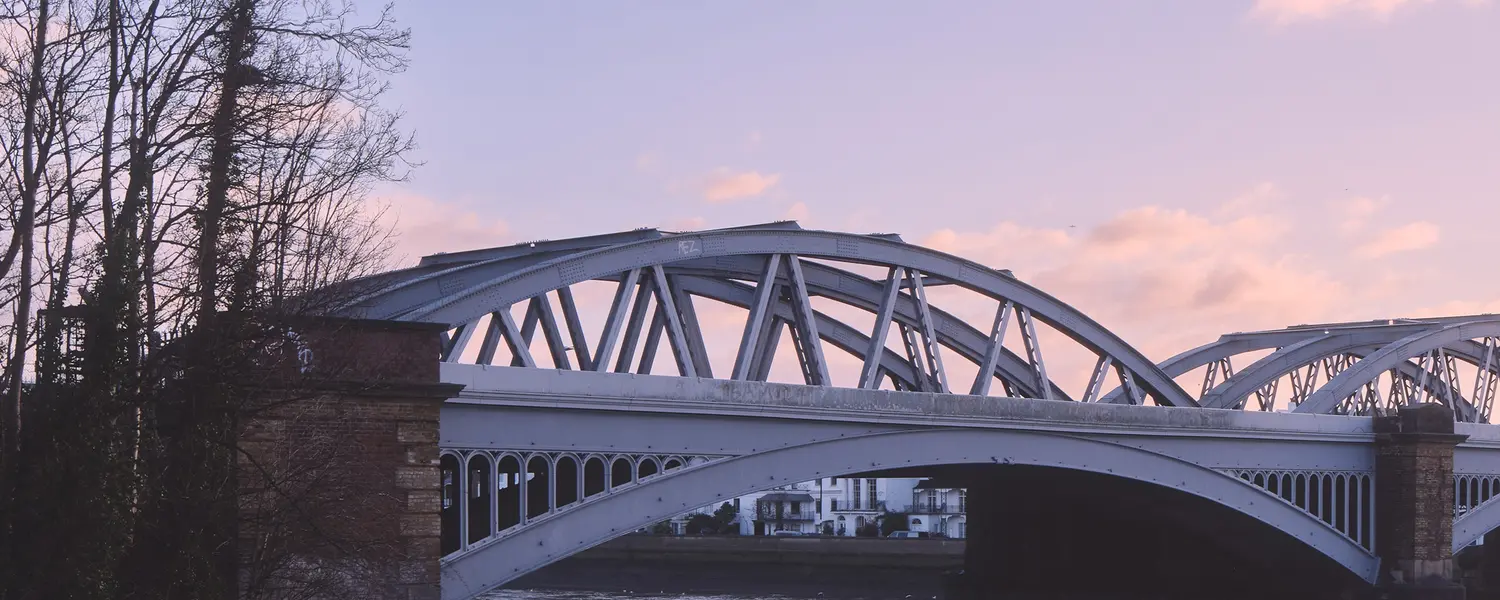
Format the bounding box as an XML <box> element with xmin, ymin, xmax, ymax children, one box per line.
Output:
<box><xmin>437</xmin><ymin>450</ymin><xmax>722</xmax><ymax>554</ymax></box>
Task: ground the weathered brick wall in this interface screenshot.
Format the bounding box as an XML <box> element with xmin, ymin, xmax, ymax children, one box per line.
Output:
<box><xmin>1374</xmin><ymin>403</ymin><xmax>1469</xmax><ymax>596</ymax></box>
<box><xmin>239</xmin><ymin>318</ymin><xmax>460</xmax><ymax>600</ymax></box>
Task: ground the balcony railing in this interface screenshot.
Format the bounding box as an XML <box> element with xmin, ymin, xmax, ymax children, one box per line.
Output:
<box><xmin>911</xmin><ymin>502</ymin><xmax>965</xmax><ymax>514</ymax></box>
<box><xmin>830</xmin><ymin>500</ymin><xmax>886</xmax><ymax>513</ymax></box>
<box><xmin>757</xmin><ymin>510</ymin><xmax>814</xmax><ymax>522</ymax></box>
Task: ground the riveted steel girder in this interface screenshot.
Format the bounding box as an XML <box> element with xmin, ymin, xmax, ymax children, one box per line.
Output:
<box><xmin>340</xmin><ymin>228</ymin><xmax>1195</xmax><ymax>407</ymax></box>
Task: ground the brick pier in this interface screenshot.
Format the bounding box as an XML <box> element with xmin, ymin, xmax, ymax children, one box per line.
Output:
<box><xmin>1374</xmin><ymin>403</ymin><xmax>1468</xmax><ymax>600</ymax></box>
<box><xmin>238</xmin><ymin>317</ymin><xmax>462</xmax><ymax>600</ymax></box>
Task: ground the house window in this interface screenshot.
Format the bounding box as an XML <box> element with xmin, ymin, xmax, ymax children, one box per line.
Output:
<box><xmin>852</xmin><ymin>479</ymin><xmax>862</xmax><ymax>509</ymax></box>
<box><xmin>790</xmin><ymin>501</ymin><xmax>801</xmax><ymax>515</ymax></box>
<box><xmin>867</xmin><ymin>479</ymin><xmax>877</xmax><ymax>509</ymax></box>
<box><xmin>830</xmin><ymin>498</ymin><xmax>839</xmax><ymax>511</ymax></box>
<box><xmin>959</xmin><ymin>489</ymin><xmax>967</xmax><ymax>513</ymax></box>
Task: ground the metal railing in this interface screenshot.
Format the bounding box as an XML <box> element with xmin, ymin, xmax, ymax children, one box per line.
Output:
<box><xmin>911</xmin><ymin>502</ymin><xmax>965</xmax><ymax>514</ymax></box>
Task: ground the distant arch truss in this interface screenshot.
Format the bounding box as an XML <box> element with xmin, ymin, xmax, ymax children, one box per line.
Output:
<box><xmin>1116</xmin><ymin>316</ymin><xmax>1500</xmax><ymax>422</ymax></box>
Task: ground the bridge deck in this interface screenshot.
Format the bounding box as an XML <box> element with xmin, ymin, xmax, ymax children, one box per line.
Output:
<box><xmin>443</xmin><ymin>363</ymin><xmax>1376</xmax><ymax>440</ymax></box>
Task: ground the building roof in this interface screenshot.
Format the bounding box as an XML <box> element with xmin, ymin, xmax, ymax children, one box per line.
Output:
<box><xmin>758</xmin><ymin>492</ymin><xmax>814</xmax><ymax>503</ymax></box>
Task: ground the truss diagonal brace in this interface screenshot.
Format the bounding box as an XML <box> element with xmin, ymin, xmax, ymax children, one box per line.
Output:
<box><xmin>592</xmin><ymin>268</ymin><xmax>642</xmax><ymax>372</ymax></box>
<box><xmin>649</xmin><ymin>265</ymin><xmax>698</xmax><ymax>377</ymax></box>
<box><xmin>494</xmin><ymin>305</ymin><xmax>536</xmax><ymax>368</ymax></box>
<box><xmin>907</xmin><ymin>268</ymin><xmax>949</xmax><ymax>393</ymax></box>
<box><xmin>613</xmin><ymin>274</ymin><xmax>658</xmax><ymax>373</ymax></box>
<box><xmin>858</xmin><ymin>267</ymin><xmax>903</xmax><ymax>389</ymax></box>
<box><xmin>970</xmin><ymin>301</ymin><xmax>1014</xmax><ymax>396</ymax></box>
<box><xmin>442</xmin><ymin>321</ymin><xmax>477</xmax><ymax>363</ymax></box>
<box><xmin>732</xmin><ymin>254</ymin><xmax>784</xmax><ymax>380</ymax></box>
<box><xmin>1017</xmin><ymin>307</ymin><xmax>1051</xmax><ymax>401</ymax></box>
<box><xmin>669</xmin><ymin>280</ymin><xmax>714</xmax><ymax>378</ymax></box>
<box><xmin>783</xmin><ymin>255</ymin><xmax>830</xmax><ymax>386</ymax></box>
<box><xmin>557</xmin><ymin>286</ymin><xmax>593</xmax><ymax>370</ymax></box>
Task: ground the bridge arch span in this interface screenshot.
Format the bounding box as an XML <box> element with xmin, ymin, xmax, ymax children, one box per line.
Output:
<box><xmin>438</xmin><ymin>429</ymin><xmax>1378</xmax><ymax>600</ymax></box>
<box><xmin>1455</xmin><ymin>496</ymin><xmax>1500</xmax><ymax>552</ymax></box>
<box><xmin>342</xmin><ymin>226</ymin><xmax>1195</xmax><ymax>407</ymax></box>
<box><xmin>1297</xmin><ymin>320</ymin><xmax>1500</xmax><ymax>415</ymax></box>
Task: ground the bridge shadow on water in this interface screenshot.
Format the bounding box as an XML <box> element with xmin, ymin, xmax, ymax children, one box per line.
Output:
<box><xmin>949</xmin><ymin>464</ymin><xmax>1366</xmax><ymax>600</ymax></box>
<box><xmin>509</xmin><ymin>464</ymin><xmax>1367</xmax><ymax>600</ymax></box>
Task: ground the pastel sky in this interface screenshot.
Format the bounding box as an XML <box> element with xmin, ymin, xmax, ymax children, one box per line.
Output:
<box><xmin>361</xmin><ymin>0</ymin><xmax>1500</xmax><ymax>375</ymax></box>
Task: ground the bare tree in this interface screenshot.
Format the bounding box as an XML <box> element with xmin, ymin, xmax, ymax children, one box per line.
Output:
<box><xmin>0</xmin><ymin>1</ymin><xmax>414</xmax><ymax>599</ymax></box>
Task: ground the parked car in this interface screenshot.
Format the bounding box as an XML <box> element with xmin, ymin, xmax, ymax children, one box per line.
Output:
<box><xmin>886</xmin><ymin>531</ymin><xmax>931</xmax><ymax>539</ymax></box>
<box><xmin>770</xmin><ymin>530</ymin><xmax>805</xmax><ymax>536</ymax></box>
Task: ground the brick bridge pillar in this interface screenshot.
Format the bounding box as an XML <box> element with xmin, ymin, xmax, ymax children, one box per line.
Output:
<box><xmin>1373</xmin><ymin>403</ymin><xmax>1469</xmax><ymax>600</ymax></box>
<box><xmin>238</xmin><ymin>317</ymin><xmax>462</xmax><ymax>600</ymax></box>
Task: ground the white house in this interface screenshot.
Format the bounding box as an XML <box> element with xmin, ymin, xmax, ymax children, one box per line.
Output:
<box><xmin>670</xmin><ymin>477</ymin><xmax>929</xmax><ymax>536</ymax></box>
<box><xmin>906</xmin><ymin>479</ymin><xmax>967</xmax><ymax>538</ymax></box>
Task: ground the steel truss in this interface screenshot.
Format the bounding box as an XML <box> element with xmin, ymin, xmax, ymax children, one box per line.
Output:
<box><xmin>340</xmin><ymin>222</ymin><xmax>1195</xmax><ymax>407</ymax></box>
<box><xmin>344</xmin><ymin>222</ymin><xmax>1500</xmax><ymax>422</ymax></box>
<box><xmin>1127</xmin><ymin>317</ymin><xmax>1500</xmax><ymax>422</ymax></box>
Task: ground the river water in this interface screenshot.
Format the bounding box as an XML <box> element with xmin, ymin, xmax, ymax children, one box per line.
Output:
<box><xmin>485</xmin><ymin>594</ymin><xmax>907</xmax><ymax>600</ymax></box>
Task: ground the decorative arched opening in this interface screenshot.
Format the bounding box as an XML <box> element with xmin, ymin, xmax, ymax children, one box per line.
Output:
<box><xmin>583</xmin><ymin>456</ymin><xmax>607</xmax><ymax>498</ymax></box>
<box><xmin>555</xmin><ymin>455</ymin><xmax>580</xmax><ymax>508</ymax></box>
<box><xmin>465</xmin><ymin>454</ymin><xmax>492</xmax><ymax>545</ymax></box>
<box><xmin>637</xmin><ymin>457</ymin><xmax>661</xmax><ymax>480</ymax></box>
<box><xmin>439</xmin><ymin>453</ymin><xmax>461</xmax><ymax>555</ymax></box>
<box><xmin>610</xmin><ymin>457</ymin><xmax>633</xmax><ymax>489</ymax></box>
<box><xmin>441</xmin><ymin>429</ymin><xmax>1378</xmax><ymax>600</ymax></box>
<box><xmin>496</xmin><ymin>454</ymin><xmax>523</xmax><ymax>531</ymax></box>
<box><xmin>663</xmin><ymin>457</ymin><xmax>684</xmax><ymax>471</ymax></box>
<box><xmin>526</xmin><ymin>455</ymin><xmax>552</xmax><ymax>520</ymax></box>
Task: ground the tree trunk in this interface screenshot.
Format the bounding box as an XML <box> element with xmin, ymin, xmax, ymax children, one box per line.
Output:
<box><xmin>189</xmin><ymin>1</ymin><xmax>257</xmax><ymax>597</ymax></box>
<box><xmin>3</xmin><ymin>3</ymin><xmax>51</xmax><ymax>599</ymax></box>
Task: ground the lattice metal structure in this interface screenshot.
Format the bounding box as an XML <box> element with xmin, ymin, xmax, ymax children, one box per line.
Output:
<box><xmin>341</xmin><ymin>222</ymin><xmax>1500</xmax><ymax>424</ymax></box>
<box><xmin>1227</xmin><ymin>468</ymin><xmax>1375</xmax><ymax>551</ymax></box>
<box><xmin>338</xmin><ymin>222</ymin><xmax>1195</xmax><ymax>407</ymax></box>
<box><xmin>1119</xmin><ymin>316</ymin><xmax>1500</xmax><ymax>422</ymax></box>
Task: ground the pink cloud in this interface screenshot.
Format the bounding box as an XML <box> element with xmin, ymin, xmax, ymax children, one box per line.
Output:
<box><xmin>1250</xmin><ymin>0</ymin><xmax>1444</xmax><ymax>23</ymax></box>
<box><xmin>700</xmin><ymin>168</ymin><xmax>781</xmax><ymax>203</ymax></box>
<box><xmin>1353</xmin><ymin>221</ymin><xmax>1440</xmax><ymax>258</ymax></box>
<box><xmin>665</xmin><ymin>216</ymin><xmax>709</xmax><ymax>231</ymax></box>
<box><xmin>1334</xmin><ymin>196</ymin><xmax>1384</xmax><ymax>234</ymax></box>
<box><xmin>373</xmin><ymin>192</ymin><xmax>511</xmax><ymax>265</ymax></box>
<box><xmin>783</xmin><ymin>201</ymin><xmax>810</xmax><ymax>222</ymax></box>
<box><xmin>920</xmin><ymin>189</ymin><xmax>1352</xmax><ymax>385</ymax></box>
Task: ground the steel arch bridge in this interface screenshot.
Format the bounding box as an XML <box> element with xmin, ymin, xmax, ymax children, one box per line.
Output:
<box><xmin>335</xmin><ymin>222</ymin><xmax>1500</xmax><ymax>600</ymax></box>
